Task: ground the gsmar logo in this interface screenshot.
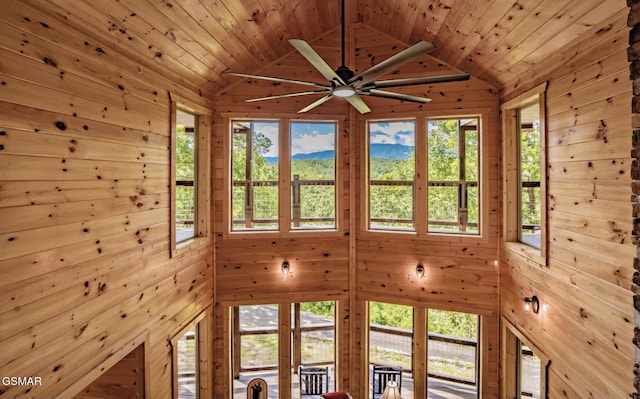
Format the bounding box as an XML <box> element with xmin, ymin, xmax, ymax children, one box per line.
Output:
<box><xmin>2</xmin><ymin>376</ymin><xmax>42</xmax><ymax>386</ymax></box>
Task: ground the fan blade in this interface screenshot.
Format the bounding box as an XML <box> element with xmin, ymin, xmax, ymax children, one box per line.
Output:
<box><xmin>289</xmin><ymin>39</ymin><xmax>345</xmax><ymax>85</ymax></box>
<box><xmin>245</xmin><ymin>90</ymin><xmax>331</xmax><ymax>103</ymax></box>
<box><xmin>298</xmin><ymin>94</ymin><xmax>333</xmax><ymax>113</ymax></box>
<box><xmin>223</xmin><ymin>71</ymin><xmax>330</xmax><ymax>88</ymax></box>
<box><xmin>345</xmin><ymin>94</ymin><xmax>371</xmax><ymax>114</ymax></box>
<box><xmin>350</xmin><ymin>41</ymin><xmax>436</xmax><ymax>87</ymax></box>
<box><xmin>364</xmin><ymin>89</ymin><xmax>431</xmax><ymax>104</ymax></box>
<box><xmin>367</xmin><ymin>73</ymin><xmax>471</xmax><ymax>89</ymax></box>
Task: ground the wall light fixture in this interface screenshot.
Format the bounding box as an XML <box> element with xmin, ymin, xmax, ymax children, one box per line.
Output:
<box><xmin>416</xmin><ymin>263</ymin><xmax>425</xmax><ymax>279</ymax></box>
<box><xmin>523</xmin><ymin>295</ymin><xmax>540</xmax><ymax>314</ymax></box>
<box><xmin>281</xmin><ymin>261</ymin><xmax>290</xmax><ymax>275</ymax></box>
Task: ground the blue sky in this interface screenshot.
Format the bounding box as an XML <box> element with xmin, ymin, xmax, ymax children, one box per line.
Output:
<box><xmin>252</xmin><ymin>121</ymin><xmax>336</xmax><ymax>157</ymax></box>
<box><xmin>369</xmin><ymin>121</ymin><xmax>415</xmax><ymax>147</ymax></box>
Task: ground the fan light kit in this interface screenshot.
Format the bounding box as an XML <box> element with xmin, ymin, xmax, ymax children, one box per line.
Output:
<box><xmin>223</xmin><ymin>0</ymin><xmax>470</xmax><ymax>114</ymax></box>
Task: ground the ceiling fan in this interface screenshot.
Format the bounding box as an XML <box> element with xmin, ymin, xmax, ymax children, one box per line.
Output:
<box><xmin>223</xmin><ymin>0</ymin><xmax>470</xmax><ymax>114</ymax></box>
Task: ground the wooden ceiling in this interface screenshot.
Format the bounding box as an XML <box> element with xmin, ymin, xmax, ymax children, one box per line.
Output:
<box><xmin>24</xmin><ymin>0</ymin><xmax>626</xmax><ymax>99</ymax></box>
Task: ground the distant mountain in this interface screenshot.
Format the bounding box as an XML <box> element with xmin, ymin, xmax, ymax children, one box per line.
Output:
<box><xmin>264</xmin><ymin>144</ymin><xmax>413</xmax><ymax>163</ymax></box>
<box><xmin>370</xmin><ymin>143</ymin><xmax>414</xmax><ymax>159</ymax></box>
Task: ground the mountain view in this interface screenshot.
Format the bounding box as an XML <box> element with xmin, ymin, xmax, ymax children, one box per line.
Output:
<box><xmin>265</xmin><ymin>143</ymin><xmax>414</xmax><ymax>163</ymax></box>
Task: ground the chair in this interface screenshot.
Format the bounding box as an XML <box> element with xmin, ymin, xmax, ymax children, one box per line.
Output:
<box><xmin>298</xmin><ymin>365</ymin><xmax>329</xmax><ymax>396</ymax></box>
<box><xmin>372</xmin><ymin>365</ymin><xmax>402</xmax><ymax>399</ymax></box>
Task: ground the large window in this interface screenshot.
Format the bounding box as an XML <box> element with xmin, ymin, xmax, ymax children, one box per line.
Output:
<box><xmin>427</xmin><ymin>118</ymin><xmax>479</xmax><ymax>234</ymax></box>
<box><xmin>230</xmin><ymin>302</ymin><xmax>336</xmax><ymax>399</ymax></box>
<box><xmin>171</xmin><ymin>100</ymin><xmax>210</xmax><ymax>253</ymax></box>
<box><xmin>290</xmin><ymin>122</ymin><xmax>337</xmax><ymax>229</ymax></box>
<box><xmin>231</xmin><ymin>120</ymin><xmax>280</xmax><ymax>231</ymax></box>
<box><xmin>230</xmin><ymin>119</ymin><xmax>338</xmax><ymax>233</ymax></box>
<box><xmin>367</xmin><ymin>117</ymin><xmax>480</xmax><ymax>235</ymax></box>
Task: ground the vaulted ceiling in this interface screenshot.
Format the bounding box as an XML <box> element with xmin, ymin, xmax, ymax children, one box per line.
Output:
<box><xmin>29</xmin><ymin>0</ymin><xmax>627</xmax><ymax>99</ymax></box>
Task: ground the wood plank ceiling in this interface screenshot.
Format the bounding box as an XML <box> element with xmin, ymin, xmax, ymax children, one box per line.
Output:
<box><xmin>22</xmin><ymin>0</ymin><xmax>627</xmax><ymax>98</ymax></box>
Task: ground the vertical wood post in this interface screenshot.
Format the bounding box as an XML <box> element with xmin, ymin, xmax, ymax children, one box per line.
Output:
<box><xmin>292</xmin><ymin>175</ymin><xmax>301</xmax><ymax>227</ymax></box>
<box><xmin>629</xmin><ymin>1</ymin><xmax>640</xmax><ymax>397</ymax></box>
<box><xmin>232</xmin><ymin>306</ymin><xmax>241</xmax><ymax>379</ymax></box>
<box><xmin>293</xmin><ymin>303</ymin><xmax>302</xmax><ymax>372</ymax></box>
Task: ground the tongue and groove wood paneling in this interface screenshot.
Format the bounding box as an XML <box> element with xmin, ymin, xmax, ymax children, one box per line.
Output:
<box><xmin>0</xmin><ymin>1</ymin><xmax>213</xmax><ymax>398</ymax></box>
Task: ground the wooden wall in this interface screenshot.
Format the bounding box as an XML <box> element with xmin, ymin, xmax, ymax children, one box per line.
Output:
<box><xmin>214</xmin><ymin>24</ymin><xmax>501</xmax><ymax>398</ymax></box>
<box><xmin>0</xmin><ymin>1</ymin><xmax>213</xmax><ymax>398</ymax></box>
<box><xmin>500</xmin><ymin>8</ymin><xmax>634</xmax><ymax>399</ymax></box>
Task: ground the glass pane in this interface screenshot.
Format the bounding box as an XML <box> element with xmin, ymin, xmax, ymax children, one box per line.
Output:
<box><xmin>175</xmin><ymin>109</ymin><xmax>196</xmax><ymax>242</ymax></box>
<box><xmin>520</xmin><ymin>344</ymin><xmax>541</xmax><ymax>399</ymax></box>
<box><xmin>294</xmin><ymin>301</ymin><xmax>336</xmax><ymax>396</ymax></box>
<box><xmin>427</xmin><ymin>118</ymin><xmax>479</xmax><ymax>235</ymax></box>
<box><xmin>177</xmin><ymin>325</ymin><xmax>197</xmax><ymax>399</ymax></box>
<box><xmin>290</xmin><ymin>122</ymin><xmax>336</xmax><ymax>229</ymax></box>
<box><xmin>428</xmin><ymin>119</ymin><xmax>459</xmax><ymax>182</ymax></box>
<box><xmin>427</xmin><ymin>310</ymin><xmax>478</xmax><ymax>399</ymax></box>
<box><xmin>232</xmin><ymin>121</ymin><xmax>279</xmax><ymax>231</ymax></box>
<box><xmin>368</xmin><ymin>302</ymin><xmax>413</xmax><ymax>398</ymax></box>
<box><xmin>369</xmin><ymin>121</ymin><xmax>415</xmax><ymax>231</ymax></box>
<box><xmin>428</xmin><ymin>185</ymin><xmax>458</xmax><ymax>232</ymax></box>
<box><xmin>518</xmin><ymin>102</ymin><xmax>541</xmax><ymax>248</ymax></box>
<box><xmin>234</xmin><ymin>305</ymin><xmax>279</xmax><ymax>399</ymax></box>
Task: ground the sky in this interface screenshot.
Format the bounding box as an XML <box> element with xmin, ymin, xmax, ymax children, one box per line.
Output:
<box><xmin>369</xmin><ymin>120</ymin><xmax>415</xmax><ymax>147</ymax></box>
<box><xmin>250</xmin><ymin>121</ymin><xmax>337</xmax><ymax>157</ymax></box>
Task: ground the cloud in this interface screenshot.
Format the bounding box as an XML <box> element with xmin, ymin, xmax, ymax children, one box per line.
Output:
<box><xmin>370</xmin><ymin>121</ymin><xmax>415</xmax><ymax>146</ymax></box>
<box><xmin>291</xmin><ymin>130</ymin><xmax>335</xmax><ymax>155</ymax></box>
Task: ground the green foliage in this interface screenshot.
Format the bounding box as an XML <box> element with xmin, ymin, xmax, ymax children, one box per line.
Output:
<box><xmin>300</xmin><ymin>301</ymin><xmax>335</xmax><ymax>317</ymax></box>
<box><xmin>428</xmin><ymin>309</ymin><xmax>477</xmax><ymax>338</ymax></box>
<box><xmin>369</xmin><ymin>302</ymin><xmax>413</xmax><ymax>329</ymax></box>
<box><xmin>176</xmin><ymin>125</ymin><xmax>195</xmax><ymax>226</ymax></box>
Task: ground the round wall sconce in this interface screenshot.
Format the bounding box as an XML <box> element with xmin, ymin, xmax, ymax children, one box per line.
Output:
<box><xmin>416</xmin><ymin>263</ymin><xmax>425</xmax><ymax>279</ymax></box>
<box><xmin>523</xmin><ymin>295</ymin><xmax>540</xmax><ymax>314</ymax></box>
<box><xmin>281</xmin><ymin>261</ymin><xmax>290</xmax><ymax>275</ymax></box>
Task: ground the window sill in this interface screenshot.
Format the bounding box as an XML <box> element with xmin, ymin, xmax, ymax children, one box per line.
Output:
<box><xmin>172</xmin><ymin>235</ymin><xmax>211</xmax><ymax>258</ymax></box>
<box><xmin>503</xmin><ymin>241</ymin><xmax>547</xmax><ymax>267</ymax></box>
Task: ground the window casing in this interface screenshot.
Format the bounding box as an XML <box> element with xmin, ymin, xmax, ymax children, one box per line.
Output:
<box><xmin>171</xmin><ymin>310</ymin><xmax>210</xmax><ymax>399</ymax></box>
<box><xmin>170</xmin><ymin>99</ymin><xmax>210</xmax><ymax>254</ymax></box>
<box><xmin>501</xmin><ymin>83</ymin><xmax>547</xmax><ymax>262</ymax></box>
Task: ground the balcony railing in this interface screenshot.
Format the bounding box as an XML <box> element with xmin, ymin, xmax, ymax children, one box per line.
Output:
<box><xmin>232</xmin><ymin>175</ymin><xmax>335</xmax><ymax>228</ymax></box>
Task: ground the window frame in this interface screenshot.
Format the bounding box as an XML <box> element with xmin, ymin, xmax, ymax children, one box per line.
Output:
<box><xmin>171</xmin><ymin>309</ymin><xmax>211</xmax><ymax>399</ymax></box>
<box><xmin>501</xmin><ymin>83</ymin><xmax>548</xmax><ymax>264</ymax></box>
<box><xmin>362</xmin><ymin>110</ymin><xmax>490</xmax><ymax>242</ymax></box>
<box><xmin>224</xmin><ymin>115</ymin><xmax>344</xmax><ymax>237</ymax></box>
<box><xmin>170</xmin><ymin>95</ymin><xmax>211</xmax><ymax>256</ymax></box>
<box><xmin>366</xmin><ymin>118</ymin><xmax>417</xmax><ymax>232</ymax></box>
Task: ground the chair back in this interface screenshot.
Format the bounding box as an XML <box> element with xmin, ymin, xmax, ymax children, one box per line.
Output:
<box><xmin>372</xmin><ymin>365</ymin><xmax>402</xmax><ymax>398</ymax></box>
<box><xmin>299</xmin><ymin>366</ymin><xmax>329</xmax><ymax>396</ymax></box>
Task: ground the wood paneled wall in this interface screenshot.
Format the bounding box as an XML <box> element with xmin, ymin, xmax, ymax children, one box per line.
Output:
<box><xmin>500</xmin><ymin>8</ymin><xmax>634</xmax><ymax>399</ymax></box>
<box><xmin>0</xmin><ymin>1</ymin><xmax>213</xmax><ymax>398</ymax></box>
<box><xmin>214</xmin><ymin>24</ymin><xmax>501</xmax><ymax>398</ymax></box>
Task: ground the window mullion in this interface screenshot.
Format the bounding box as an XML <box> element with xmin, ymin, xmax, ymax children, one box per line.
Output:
<box><xmin>280</xmin><ymin>120</ymin><xmax>291</xmax><ymax>233</ymax></box>
<box><xmin>415</xmin><ymin>118</ymin><xmax>427</xmax><ymax>235</ymax></box>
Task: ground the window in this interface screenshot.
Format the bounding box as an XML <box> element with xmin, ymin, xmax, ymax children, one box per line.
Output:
<box><xmin>518</xmin><ymin>102</ymin><xmax>542</xmax><ymax>248</ymax></box>
<box><xmin>427</xmin><ymin>118</ymin><xmax>479</xmax><ymax>234</ymax></box>
<box><xmin>503</xmin><ymin>324</ymin><xmax>548</xmax><ymax>399</ymax></box>
<box><xmin>172</xmin><ymin>311</ymin><xmax>210</xmax><ymax>399</ymax></box>
<box><xmin>229</xmin><ymin>119</ymin><xmax>339</xmax><ymax>233</ymax></box>
<box><xmin>231</xmin><ymin>120</ymin><xmax>280</xmax><ymax>231</ymax></box>
<box><xmin>366</xmin><ymin>117</ymin><xmax>481</xmax><ymax>235</ymax></box>
<box><xmin>290</xmin><ymin>122</ymin><xmax>337</xmax><ymax>229</ymax></box>
<box><xmin>175</xmin><ymin>110</ymin><xmax>197</xmax><ymax>242</ymax></box>
<box><xmin>170</xmin><ymin>98</ymin><xmax>210</xmax><ymax>253</ymax></box>
<box><xmin>502</xmin><ymin>83</ymin><xmax>547</xmax><ymax>260</ymax></box>
<box><xmin>368</xmin><ymin>120</ymin><xmax>416</xmax><ymax>230</ymax></box>
<box><xmin>230</xmin><ymin>301</ymin><xmax>337</xmax><ymax>399</ymax></box>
